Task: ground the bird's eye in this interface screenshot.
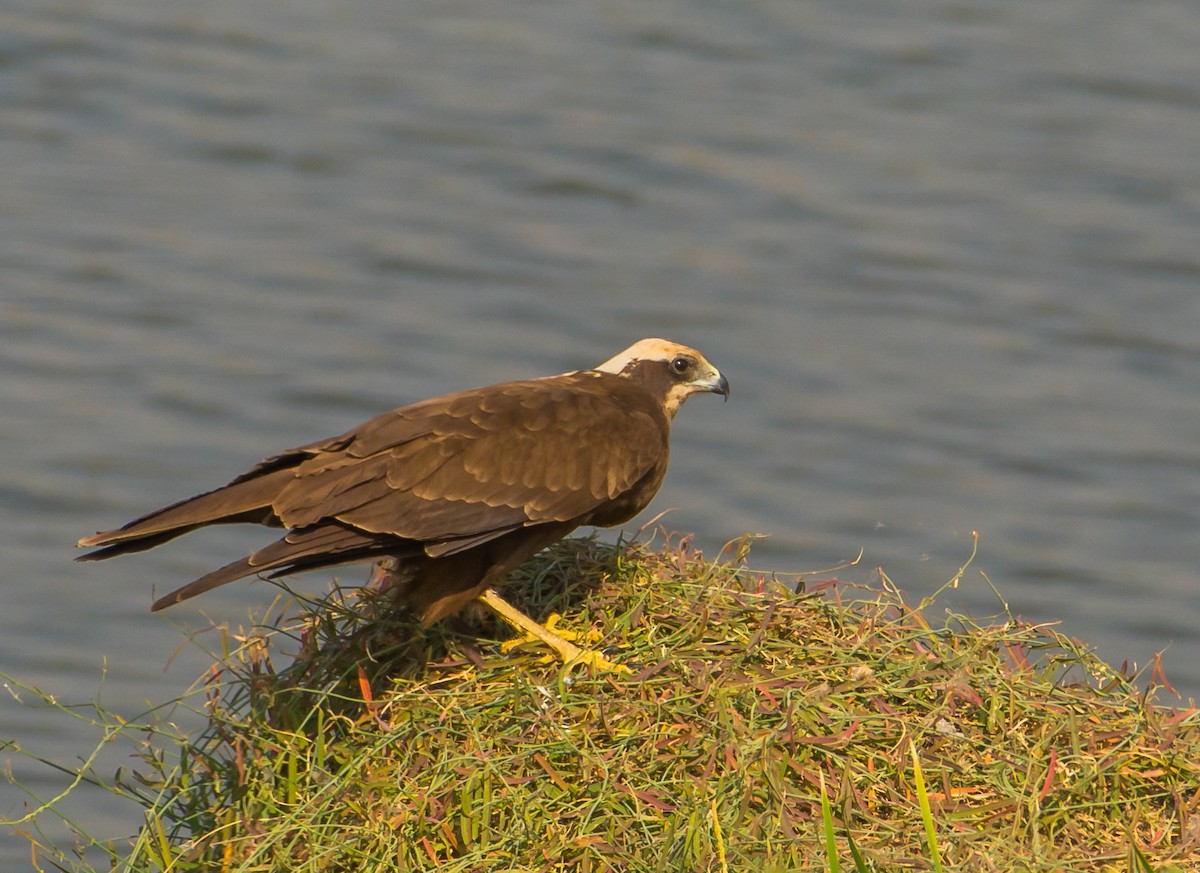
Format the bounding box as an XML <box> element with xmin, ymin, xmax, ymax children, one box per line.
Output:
<box><xmin>671</xmin><ymin>356</ymin><xmax>691</xmax><ymax>374</ymax></box>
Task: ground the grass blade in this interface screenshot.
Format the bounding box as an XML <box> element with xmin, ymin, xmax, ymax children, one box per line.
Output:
<box><xmin>910</xmin><ymin>740</ymin><xmax>944</xmax><ymax>873</ymax></box>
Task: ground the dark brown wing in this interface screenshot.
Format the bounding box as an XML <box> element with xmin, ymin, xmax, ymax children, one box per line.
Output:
<box><xmin>272</xmin><ymin>375</ymin><xmax>669</xmax><ymax>550</ymax></box>
<box><xmin>79</xmin><ymin>373</ymin><xmax>669</xmax><ymax>607</ymax></box>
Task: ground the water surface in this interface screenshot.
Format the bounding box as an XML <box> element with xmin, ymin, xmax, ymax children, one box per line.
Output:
<box><xmin>3</xmin><ymin>0</ymin><xmax>1199</xmax><ymax>861</ymax></box>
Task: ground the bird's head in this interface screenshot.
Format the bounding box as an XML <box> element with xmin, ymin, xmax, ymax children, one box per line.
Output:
<box><xmin>595</xmin><ymin>338</ymin><xmax>729</xmax><ymax>419</ymax></box>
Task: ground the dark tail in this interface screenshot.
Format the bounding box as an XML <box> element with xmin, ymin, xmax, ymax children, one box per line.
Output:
<box><xmin>77</xmin><ymin>467</ymin><xmax>295</xmax><ymax>560</ymax></box>
<box><xmin>148</xmin><ymin>522</ymin><xmax>419</xmax><ymax>611</ymax></box>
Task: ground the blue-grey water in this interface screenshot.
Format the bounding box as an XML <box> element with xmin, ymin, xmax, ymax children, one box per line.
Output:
<box><xmin>3</xmin><ymin>0</ymin><xmax>1199</xmax><ymax>863</ymax></box>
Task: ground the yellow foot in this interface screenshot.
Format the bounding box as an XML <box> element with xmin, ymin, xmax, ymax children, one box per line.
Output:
<box><xmin>478</xmin><ymin>588</ymin><xmax>630</xmax><ymax>674</ymax></box>
<box><xmin>564</xmin><ymin>647</ymin><xmax>632</xmax><ymax>675</ymax></box>
<box><xmin>498</xmin><ymin>612</ymin><xmax>584</xmax><ymax>652</ymax></box>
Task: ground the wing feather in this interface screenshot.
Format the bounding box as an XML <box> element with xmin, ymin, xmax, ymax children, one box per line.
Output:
<box><xmin>270</xmin><ymin>376</ymin><xmax>668</xmax><ymax>543</ymax></box>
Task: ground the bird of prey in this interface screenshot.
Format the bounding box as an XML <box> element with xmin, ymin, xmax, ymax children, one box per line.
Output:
<box><xmin>77</xmin><ymin>338</ymin><xmax>728</xmax><ymax>668</ymax></box>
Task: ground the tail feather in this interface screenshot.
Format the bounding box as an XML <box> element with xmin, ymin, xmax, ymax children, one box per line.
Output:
<box><xmin>77</xmin><ymin>468</ymin><xmax>295</xmax><ymax>555</ymax></box>
<box><xmin>149</xmin><ymin>523</ymin><xmax>419</xmax><ymax>611</ymax></box>
<box><xmin>151</xmin><ymin>556</ymin><xmax>258</xmax><ymax>612</ymax></box>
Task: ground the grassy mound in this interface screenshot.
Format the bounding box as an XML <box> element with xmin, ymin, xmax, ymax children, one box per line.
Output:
<box><xmin>10</xmin><ymin>536</ymin><xmax>1200</xmax><ymax>871</ymax></box>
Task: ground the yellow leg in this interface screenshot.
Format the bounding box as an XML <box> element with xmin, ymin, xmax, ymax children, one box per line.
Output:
<box><xmin>477</xmin><ymin>588</ymin><xmax>630</xmax><ymax>674</ymax></box>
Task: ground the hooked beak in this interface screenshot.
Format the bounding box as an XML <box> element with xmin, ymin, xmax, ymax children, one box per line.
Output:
<box><xmin>707</xmin><ymin>371</ymin><xmax>730</xmax><ymax>401</ymax></box>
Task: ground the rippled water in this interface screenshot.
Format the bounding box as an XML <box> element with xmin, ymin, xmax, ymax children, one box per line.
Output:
<box><xmin>3</xmin><ymin>0</ymin><xmax>1199</xmax><ymax>861</ymax></box>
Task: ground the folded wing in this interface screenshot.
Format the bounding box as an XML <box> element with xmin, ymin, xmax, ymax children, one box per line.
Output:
<box><xmin>77</xmin><ymin>374</ymin><xmax>668</xmax><ymax>608</ymax></box>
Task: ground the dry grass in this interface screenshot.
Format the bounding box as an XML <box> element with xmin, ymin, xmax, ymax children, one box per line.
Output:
<box><xmin>5</xmin><ymin>534</ymin><xmax>1199</xmax><ymax>871</ymax></box>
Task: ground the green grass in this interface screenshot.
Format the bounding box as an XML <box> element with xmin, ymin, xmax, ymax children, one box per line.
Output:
<box><xmin>4</xmin><ymin>534</ymin><xmax>1199</xmax><ymax>871</ymax></box>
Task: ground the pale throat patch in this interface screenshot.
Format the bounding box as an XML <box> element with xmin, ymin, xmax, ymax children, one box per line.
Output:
<box><xmin>663</xmin><ymin>382</ymin><xmax>699</xmax><ymax>419</ymax></box>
